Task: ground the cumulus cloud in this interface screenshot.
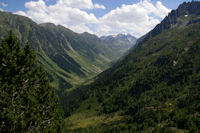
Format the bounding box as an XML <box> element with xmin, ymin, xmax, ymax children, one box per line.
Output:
<box><xmin>15</xmin><ymin>0</ymin><xmax>99</xmax><ymax>33</ymax></box>
<box><xmin>56</xmin><ymin>0</ymin><xmax>93</xmax><ymax>9</ymax></box>
<box><xmin>1</xmin><ymin>2</ymin><xmax>8</xmax><ymax>7</ymax></box>
<box><xmin>52</xmin><ymin>0</ymin><xmax>105</xmax><ymax>9</ymax></box>
<box><xmin>154</xmin><ymin>1</ymin><xmax>171</xmax><ymax>18</ymax></box>
<box><xmin>15</xmin><ymin>11</ymin><xmax>29</xmax><ymax>17</ymax></box>
<box><xmin>15</xmin><ymin>0</ymin><xmax>171</xmax><ymax>37</ymax></box>
<box><xmin>94</xmin><ymin>4</ymin><xmax>106</xmax><ymax>10</ymax></box>
<box><xmin>96</xmin><ymin>0</ymin><xmax>171</xmax><ymax>37</ymax></box>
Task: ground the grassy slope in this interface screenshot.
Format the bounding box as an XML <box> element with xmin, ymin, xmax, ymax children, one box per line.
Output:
<box><xmin>65</xmin><ymin>16</ymin><xmax>200</xmax><ymax>132</ymax></box>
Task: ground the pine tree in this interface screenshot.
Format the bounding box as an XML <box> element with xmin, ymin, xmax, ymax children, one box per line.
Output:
<box><xmin>0</xmin><ymin>31</ymin><xmax>63</xmax><ymax>133</ymax></box>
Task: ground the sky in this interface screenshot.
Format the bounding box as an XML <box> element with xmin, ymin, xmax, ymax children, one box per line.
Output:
<box><xmin>0</xmin><ymin>0</ymin><xmax>194</xmax><ymax>37</ymax></box>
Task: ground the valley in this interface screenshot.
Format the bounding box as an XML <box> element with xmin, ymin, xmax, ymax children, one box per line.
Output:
<box><xmin>64</xmin><ymin>1</ymin><xmax>200</xmax><ymax>132</ymax></box>
<box><xmin>0</xmin><ymin>11</ymin><xmax>136</xmax><ymax>93</ymax></box>
<box><xmin>0</xmin><ymin>1</ymin><xmax>200</xmax><ymax>133</ymax></box>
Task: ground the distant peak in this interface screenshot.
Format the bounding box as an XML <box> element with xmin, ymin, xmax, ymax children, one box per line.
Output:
<box><xmin>111</xmin><ymin>35</ymin><xmax>117</xmax><ymax>38</ymax></box>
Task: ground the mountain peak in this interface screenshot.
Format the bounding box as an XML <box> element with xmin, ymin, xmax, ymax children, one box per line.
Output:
<box><xmin>177</xmin><ymin>1</ymin><xmax>200</xmax><ymax>16</ymax></box>
<box><xmin>138</xmin><ymin>1</ymin><xmax>200</xmax><ymax>44</ymax></box>
<box><xmin>100</xmin><ymin>34</ymin><xmax>137</xmax><ymax>54</ymax></box>
<box><xmin>101</xmin><ymin>33</ymin><xmax>136</xmax><ymax>40</ymax></box>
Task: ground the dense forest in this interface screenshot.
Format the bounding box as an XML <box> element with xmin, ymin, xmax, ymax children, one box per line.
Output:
<box><xmin>65</xmin><ymin>24</ymin><xmax>200</xmax><ymax>133</ymax></box>
<box><xmin>0</xmin><ymin>31</ymin><xmax>63</xmax><ymax>133</ymax></box>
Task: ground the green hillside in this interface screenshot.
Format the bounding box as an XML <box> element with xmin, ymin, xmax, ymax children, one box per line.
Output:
<box><xmin>65</xmin><ymin>1</ymin><xmax>200</xmax><ymax>132</ymax></box>
<box><xmin>0</xmin><ymin>11</ymin><xmax>136</xmax><ymax>95</ymax></box>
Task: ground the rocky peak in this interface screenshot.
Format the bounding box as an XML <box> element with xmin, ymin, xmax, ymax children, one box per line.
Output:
<box><xmin>142</xmin><ymin>1</ymin><xmax>200</xmax><ymax>42</ymax></box>
<box><xmin>176</xmin><ymin>1</ymin><xmax>200</xmax><ymax>16</ymax></box>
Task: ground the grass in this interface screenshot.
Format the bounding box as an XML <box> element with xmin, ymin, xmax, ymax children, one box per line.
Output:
<box><xmin>37</xmin><ymin>47</ymin><xmax>107</xmax><ymax>91</ymax></box>
<box><xmin>65</xmin><ymin>97</ymin><xmax>122</xmax><ymax>130</ymax></box>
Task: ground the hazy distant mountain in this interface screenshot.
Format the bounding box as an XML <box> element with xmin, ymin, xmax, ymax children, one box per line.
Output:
<box><xmin>100</xmin><ymin>34</ymin><xmax>137</xmax><ymax>54</ymax></box>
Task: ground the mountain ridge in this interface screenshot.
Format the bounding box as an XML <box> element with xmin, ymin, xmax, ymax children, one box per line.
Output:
<box><xmin>137</xmin><ymin>1</ymin><xmax>200</xmax><ymax>45</ymax></box>
<box><xmin>100</xmin><ymin>34</ymin><xmax>136</xmax><ymax>55</ymax></box>
<box><xmin>0</xmin><ymin>11</ymin><xmax>136</xmax><ymax>94</ymax></box>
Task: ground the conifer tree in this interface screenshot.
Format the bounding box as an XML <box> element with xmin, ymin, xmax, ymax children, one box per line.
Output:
<box><xmin>0</xmin><ymin>31</ymin><xmax>63</xmax><ymax>133</ymax></box>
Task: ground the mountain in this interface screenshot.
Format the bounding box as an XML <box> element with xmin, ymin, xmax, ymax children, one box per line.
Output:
<box><xmin>100</xmin><ymin>34</ymin><xmax>136</xmax><ymax>55</ymax></box>
<box><xmin>0</xmin><ymin>11</ymin><xmax>136</xmax><ymax>95</ymax></box>
<box><xmin>140</xmin><ymin>1</ymin><xmax>200</xmax><ymax>44</ymax></box>
<box><xmin>65</xmin><ymin>1</ymin><xmax>200</xmax><ymax>132</ymax></box>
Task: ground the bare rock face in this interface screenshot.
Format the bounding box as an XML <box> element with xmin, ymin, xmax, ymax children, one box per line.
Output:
<box><xmin>141</xmin><ymin>1</ymin><xmax>200</xmax><ymax>42</ymax></box>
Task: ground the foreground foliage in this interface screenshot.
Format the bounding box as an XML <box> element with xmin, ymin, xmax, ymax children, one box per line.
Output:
<box><xmin>0</xmin><ymin>32</ymin><xmax>63</xmax><ymax>133</ymax></box>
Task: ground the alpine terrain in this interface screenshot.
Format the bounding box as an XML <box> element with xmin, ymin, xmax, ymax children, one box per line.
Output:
<box><xmin>0</xmin><ymin>11</ymin><xmax>136</xmax><ymax>94</ymax></box>
<box><xmin>64</xmin><ymin>1</ymin><xmax>200</xmax><ymax>132</ymax></box>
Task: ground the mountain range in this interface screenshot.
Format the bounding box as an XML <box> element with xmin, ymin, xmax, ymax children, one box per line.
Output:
<box><xmin>0</xmin><ymin>11</ymin><xmax>136</xmax><ymax>95</ymax></box>
<box><xmin>100</xmin><ymin>34</ymin><xmax>136</xmax><ymax>55</ymax></box>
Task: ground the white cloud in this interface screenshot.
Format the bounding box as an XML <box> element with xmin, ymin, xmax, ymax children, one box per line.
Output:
<box><xmin>154</xmin><ymin>1</ymin><xmax>171</xmax><ymax>18</ymax></box>
<box><xmin>0</xmin><ymin>8</ymin><xmax>3</xmax><ymax>11</ymax></box>
<box><xmin>16</xmin><ymin>0</ymin><xmax>171</xmax><ymax>37</ymax></box>
<box><xmin>97</xmin><ymin>0</ymin><xmax>171</xmax><ymax>37</ymax></box>
<box><xmin>69</xmin><ymin>24</ymin><xmax>95</xmax><ymax>34</ymax></box>
<box><xmin>55</xmin><ymin>0</ymin><xmax>105</xmax><ymax>9</ymax></box>
<box><xmin>94</xmin><ymin>4</ymin><xmax>106</xmax><ymax>10</ymax></box>
<box><xmin>1</xmin><ymin>2</ymin><xmax>8</xmax><ymax>7</ymax></box>
<box><xmin>16</xmin><ymin>0</ymin><xmax>98</xmax><ymax>28</ymax></box>
<box><xmin>57</xmin><ymin>0</ymin><xmax>93</xmax><ymax>9</ymax></box>
<box><xmin>15</xmin><ymin>11</ymin><xmax>28</xmax><ymax>17</ymax></box>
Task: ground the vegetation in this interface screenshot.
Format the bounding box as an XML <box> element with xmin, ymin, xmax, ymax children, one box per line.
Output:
<box><xmin>64</xmin><ymin>4</ymin><xmax>200</xmax><ymax>132</ymax></box>
<box><xmin>0</xmin><ymin>32</ymin><xmax>63</xmax><ymax>133</ymax></box>
<box><xmin>0</xmin><ymin>11</ymin><xmax>135</xmax><ymax>94</ymax></box>
<box><xmin>1</xmin><ymin>1</ymin><xmax>200</xmax><ymax>133</ymax></box>
<box><xmin>0</xmin><ymin>12</ymin><xmax>136</xmax><ymax>116</ymax></box>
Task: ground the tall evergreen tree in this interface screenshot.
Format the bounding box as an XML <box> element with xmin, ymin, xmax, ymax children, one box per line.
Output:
<box><xmin>0</xmin><ymin>31</ymin><xmax>63</xmax><ymax>133</ymax></box>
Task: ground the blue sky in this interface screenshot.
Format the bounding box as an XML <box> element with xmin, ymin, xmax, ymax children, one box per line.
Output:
<box><xmin>0</xmin><ymin>0</ymin><xmax>192</xmax><ymax>17</ymax></box>
<box><xmin>0</xmin><ymin>0</ymin><xmax>194</xmax><ymax>37</ymax></box>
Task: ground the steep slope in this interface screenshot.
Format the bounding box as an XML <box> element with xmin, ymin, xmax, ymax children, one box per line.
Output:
<box><xmin>140</xmin><ymin>1</ymin><xmax>200</xmax><ymax>43</ymax></box>
<box><xmin>0</xmin><ymin>11</ymin><xmax>135</xmax><ymax>94</ymax></box>
<box><xmin>65</xmin><ymin>1</ymin><xmax>200</xmax><ymax>132</ymax></box>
